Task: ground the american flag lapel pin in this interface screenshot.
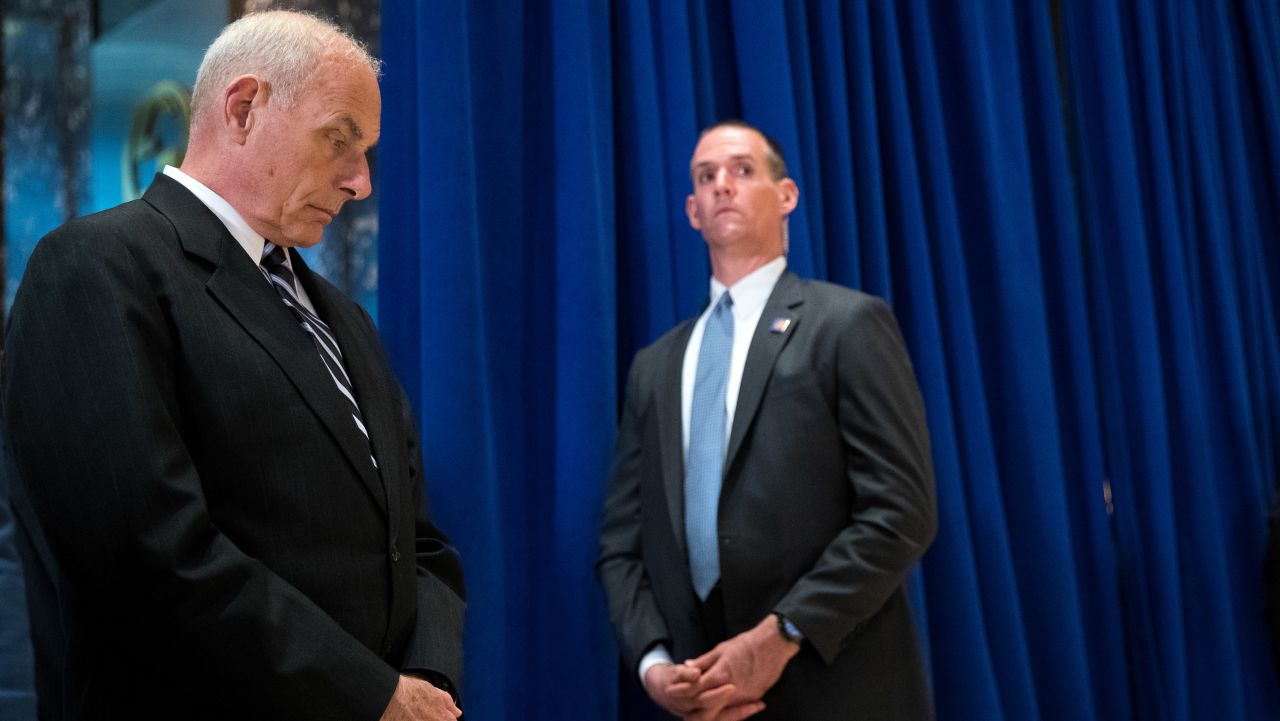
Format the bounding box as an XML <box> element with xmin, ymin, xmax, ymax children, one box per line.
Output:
<box><xmin>770</xmin><ymin>317</ymin><xmax>792</xmax><ymax>334</ymax></box>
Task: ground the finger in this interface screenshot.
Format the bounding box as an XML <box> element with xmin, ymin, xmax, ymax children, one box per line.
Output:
<box><xmin>717</xmin><ymin>701</ymin><xmax>766</xmax><ymax>721</ymax></box>
<box><xmin>432</xmin><ymin>687</ymin><xmax>462</xmax><ymax>717</ymax></box>
<box><xmin>694</xmin><ymin>682</ymin><xmax>737</xmax><ymax>707</ymax></box>
<box><xmin>668</xmin><ymin>681</ymin><xmax>698</xmax><ymax>698</ymax></box>
<box><xmin>667</xmin><ymin>695</ymin><xmax>700</xmax><ymax>715</ymax></box>
<box><xmin>690</xmin><ymin>663</ymin><xmax>733</xmax><ymax>694</ymax></box>
<box><xmin>689</xmin><ymin>648</ymin><xmax>721</xmax><ymax>671</ymax></box>
<box><xmin>642</xmin><ymin>666</ymin><xmax>666</xmax><ymax>695</ymax></box>
<box><xmin>668</xmin><ymin>663</ymin><xmax>701</xmax><ymax>682</ymax></box>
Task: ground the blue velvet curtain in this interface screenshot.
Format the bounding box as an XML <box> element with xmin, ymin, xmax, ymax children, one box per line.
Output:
<box><xmin>378</xmin><ymin>2</ymin><xmax>1280</xmax><ymax>719</ymax></box>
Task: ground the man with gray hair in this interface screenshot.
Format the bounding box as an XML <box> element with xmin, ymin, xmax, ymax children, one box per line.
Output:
<box><xmin>3</xmin><ymin>11</ymin><xmax>464</xmax><ymax>720</ymax></box>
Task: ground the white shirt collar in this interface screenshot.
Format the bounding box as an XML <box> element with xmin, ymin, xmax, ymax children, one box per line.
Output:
<box><xmin>162</xmin><ymin>165</ymin><xmax>270</xmax><ymax>267</ymax></box>
<box><xmin>709</xmin><ymin>255</ymin><xmax>788</xmax><ymax>316</ymax></box>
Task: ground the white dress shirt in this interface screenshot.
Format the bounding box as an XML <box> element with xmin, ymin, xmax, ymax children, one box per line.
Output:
<box><xmin>161</xmin><ymin>165</ymin><xmax>318</xmax><ymax>314</ymax></box>
<box><xmin>639</xmin><ymin>255</ymin><xmax>788</xmax><ymax>682</ymax></box>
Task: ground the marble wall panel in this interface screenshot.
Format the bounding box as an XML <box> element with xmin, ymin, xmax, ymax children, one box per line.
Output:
<box><xmin>3</xmin><ymin>0</ymin><xmax>91</xmax><ymax>316</ymax></box>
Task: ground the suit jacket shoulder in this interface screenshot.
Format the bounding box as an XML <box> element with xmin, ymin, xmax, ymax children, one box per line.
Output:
<box><xmin>637</xmin><ymin>315</ymin><xmax>697</xmax><ymax>360</ymax></box>
<box><xmin>792</xmin><ymin>276</ymin><xmax>890</xmax><ymax>318</ymax></box>
<box><xmin>624</xmin><ymin>316</ymin><xmax>696</xmax><ymax>393</ymax></box>
<box><xmin>21</xmin><ymin>199</ymin><xmax>176</xmax><ymax>275</ymax></box>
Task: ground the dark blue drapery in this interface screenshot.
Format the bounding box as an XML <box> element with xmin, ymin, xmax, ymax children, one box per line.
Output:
<box><xmin>378</xmin><ymin>2</ymin><xmax>1280</xmax><ymax>719</ymax></box>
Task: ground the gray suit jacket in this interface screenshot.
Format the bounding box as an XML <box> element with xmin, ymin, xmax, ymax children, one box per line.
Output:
<box><xmin>598</xmin><ymin>270</ymin><xmax>936</xmax><ymax>720</ymax></box>
<box><xmin>2</xmin><ymin>174</ymin><xmax>465</xmax><ymax>721</ymax></box>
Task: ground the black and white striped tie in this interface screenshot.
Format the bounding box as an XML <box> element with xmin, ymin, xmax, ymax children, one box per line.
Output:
<box><xmin>260</xmin><ymin>242</ymin><xmax>377</xmax><ymax>469</ymax></box>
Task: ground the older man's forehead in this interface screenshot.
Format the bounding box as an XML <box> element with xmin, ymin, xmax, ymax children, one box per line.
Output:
<box><xmin>313</xmin><ymin>66</ymin><xmax>381</xmax><ymax>146</ymax></box>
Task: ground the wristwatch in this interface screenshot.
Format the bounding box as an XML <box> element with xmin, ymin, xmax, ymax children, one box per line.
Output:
<box><xmin>775</xmin><ymin>613</ymin><xmax>804</xmax><ymax>645</ymax></box>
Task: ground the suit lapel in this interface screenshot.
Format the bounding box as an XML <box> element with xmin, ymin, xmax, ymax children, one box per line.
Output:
<box><xmin>143</xmin><ymin>175</ymin><xmax>388</xmax><ymax>516</ymax></box>
<box><xmin>723</xmin><ymin>271</ymin><xmax>805</xmax><ymax>488</ymax></box>
<box><xmin>658</xmin><ymin>320</ymin><xmax>696</xmax><ymax>554</ymax></box>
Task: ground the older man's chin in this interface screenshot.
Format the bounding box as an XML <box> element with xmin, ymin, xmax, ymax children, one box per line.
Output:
<box><xmin>279</xmin><ymin>224</ymin><xmax>329</xmax><ymax>249</ymax></box>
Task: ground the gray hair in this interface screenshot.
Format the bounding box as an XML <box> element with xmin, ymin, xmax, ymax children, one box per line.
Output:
<box><xmin>189</xmin><ymin>10</ymin><xmax>381</xmax><ymax>135</ymax></box>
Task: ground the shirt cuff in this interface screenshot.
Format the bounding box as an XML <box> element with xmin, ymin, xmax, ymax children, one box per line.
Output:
<box><xmin>637</xmin><ymin>644</ymin><xmax>674</xmax><ymax>685</ymax></box>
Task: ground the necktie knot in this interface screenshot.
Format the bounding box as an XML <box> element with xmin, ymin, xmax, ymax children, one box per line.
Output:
<box><xmin>260</xmin><ymin>242</ymin><xmax>298</xmax><ymax>294</ymax></box>
<box><xmin>261</xmin><ymin>241</ymin><xmax>287</xmax><ymax>269</ymax></box>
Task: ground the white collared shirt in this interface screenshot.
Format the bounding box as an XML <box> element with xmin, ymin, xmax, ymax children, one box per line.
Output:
<box><xmin>639</xmin><ymin>255</ymin><xmax>787</xmax><ymax>683</ymax></box>
<box><xmin>161</xmin><ymin>165</ymin><xmax>318</xmax><ymax>314</ymax></box>
<box><xmin>680</xmin><ymin>255</ymin><xmax>788</xmax><ymax>455</ymax></box>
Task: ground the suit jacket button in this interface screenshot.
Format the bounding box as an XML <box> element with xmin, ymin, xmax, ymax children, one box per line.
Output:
<box><xmin>391</xmin><ymin>543</ymin><xmax>401</xmax><ymax>562</ymax></box>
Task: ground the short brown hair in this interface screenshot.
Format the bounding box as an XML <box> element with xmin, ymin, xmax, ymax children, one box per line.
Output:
<box><xmin>697</xmin><ymin>119</ymin><xmax>788</xmax><ymax>180</ymax></box>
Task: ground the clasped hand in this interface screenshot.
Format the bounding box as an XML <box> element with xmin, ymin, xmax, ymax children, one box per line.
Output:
<box><xmin>643</xmin><ymin>616</ymin><xmax>799</xmax><ymax>721</ymax></box>
<box><xmin>380</xmin><ymin>674</ymin><xmax>462</xmax><ymax>721</ymax></box>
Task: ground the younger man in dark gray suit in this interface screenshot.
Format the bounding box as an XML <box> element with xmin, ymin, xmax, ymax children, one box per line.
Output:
<box><xmin>598</xmin><ymin>121</ymin><xmax>937</xmax><ymax>720</ymax></box>
<box><xmin>3</xmin><ymin>11</ymin><xmax>463</xmax><ymax>721</ymax></box>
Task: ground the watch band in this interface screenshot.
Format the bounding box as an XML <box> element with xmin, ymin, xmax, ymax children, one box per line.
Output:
<box><xmin>775</xmin><ymin>613</ymin><xmax>804</xmax><ymax>644</ymax></box>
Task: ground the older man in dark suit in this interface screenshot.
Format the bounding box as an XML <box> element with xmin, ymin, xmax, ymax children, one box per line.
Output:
<box><xmin>2</xmin><ymin>11</ymin><xmax>463</xmax><ymax>721</ymax></box>
<box><xmin>598</xmin><ymin>121</ymin><xmax>937</xmax><ymax>720</ymax></box>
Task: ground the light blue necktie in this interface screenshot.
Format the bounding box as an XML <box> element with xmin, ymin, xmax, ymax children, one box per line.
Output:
<box><xmin>686</xmin><ymin>292</ymin><xmax>734</xmax><ymax>600</ymax></box>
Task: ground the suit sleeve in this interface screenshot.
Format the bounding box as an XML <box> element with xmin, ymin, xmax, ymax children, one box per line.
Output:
<box><xmin>2</xmin><ymin>229</ymin><xmax>399</xmax><ymax>720</ymax></box>
<box><xmin>773</xmin><ymin>295</ymin><xmax>937</xmax><ymax>665</ymax></box>
<box><xmin>596</xmin><ymin>351</ymin><xmax>672</xmax><ymax>673</ymax></box>
<box><xmin>396</xmin><ymin>382</ymin><xmax>467</xmax><ymax>693</ymax></box>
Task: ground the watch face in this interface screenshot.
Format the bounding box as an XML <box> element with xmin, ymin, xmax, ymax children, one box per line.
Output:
<box><xmin>777</xmin><ymin>614</ymin><xmax>802</xmax><ymax>642</ymax></box>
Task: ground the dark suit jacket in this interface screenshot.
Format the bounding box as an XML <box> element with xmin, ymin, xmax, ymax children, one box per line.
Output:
<box><xmin>598</xmin><ymin>270</ymin><xmax>937</xmax><ymax>720</ymax></box>
<box><xmin>1</xmin><ymin>175</ymin><xmax>465</xmax><ymax>721</ymax></box>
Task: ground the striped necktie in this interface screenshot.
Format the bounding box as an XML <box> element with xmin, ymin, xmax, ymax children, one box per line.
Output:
<box><xmin>259</xmin><ymin>242</ymin><xmax>377</xmax><ymax>469</ymax></box>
